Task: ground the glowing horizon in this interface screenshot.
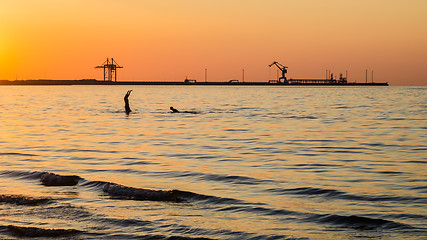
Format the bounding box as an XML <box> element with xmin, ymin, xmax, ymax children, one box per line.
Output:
<box><xmin>1</xmin><ymin>0</ymin><xmax>426</xmax><ymax>85</ymax></box>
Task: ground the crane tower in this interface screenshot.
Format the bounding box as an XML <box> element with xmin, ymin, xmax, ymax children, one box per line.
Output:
<box><xmin>95</xmin><ymin>58</ymin><xmax>123</xmax><ymax>82</ymax></box>
<box><xmin>269</xmin><ymin>61</ymin><xmax>288</xmax><ymax>84</ymax></box>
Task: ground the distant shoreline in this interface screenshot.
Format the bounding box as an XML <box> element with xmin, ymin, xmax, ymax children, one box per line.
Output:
<box><xmin>0</xmin><ymin>79</ymin><xmax>389</xmax><ymax>86</ymax></box>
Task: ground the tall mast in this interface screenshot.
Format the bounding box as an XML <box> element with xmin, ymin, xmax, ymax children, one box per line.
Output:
<box><xmin>242</xmin><ymin>69</ymin><xmax>245</xmax><ymax>82</ymax></box>
<box><xmin>366</xmin><ymin>69</ymin><xmax>368</xmax><ymax>83</ymax></box>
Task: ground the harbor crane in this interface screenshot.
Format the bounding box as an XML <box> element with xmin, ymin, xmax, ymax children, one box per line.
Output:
<box><xmin>269</xmin><ymin>61</ymin><xmax>288</xmax><ymax>84</ymax></box>
<box><xmin>95</xmin><ymin>58</ymin><xmax>123</xmax><ymax>82</ymax></box>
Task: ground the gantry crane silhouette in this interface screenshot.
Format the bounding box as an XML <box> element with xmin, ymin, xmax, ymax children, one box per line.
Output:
<box><xmin>269</xmin><ymin>61</ymin><xmax>288</xmax><ymax>84</ymax></box>
<box><xmin>95</xmin><ymin>58</ymin><xmax>123</xmax><ymax>82</ymax></box>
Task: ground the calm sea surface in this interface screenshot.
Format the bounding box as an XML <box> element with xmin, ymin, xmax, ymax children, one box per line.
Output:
<box><xmin>0</xmin><ymin>85</ymin><xmax>425</xmax><ymax>239</ymax></box>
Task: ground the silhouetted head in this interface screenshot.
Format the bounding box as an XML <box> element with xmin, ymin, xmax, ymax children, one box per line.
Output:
<box><xmin>170</xmin><ymin>106</ymin><xmax>179</xmax><ymax>113</ymax></box>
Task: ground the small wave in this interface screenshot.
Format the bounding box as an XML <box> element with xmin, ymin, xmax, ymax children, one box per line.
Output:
<box><xmin>268</xmin><ymin>187</ymin><xmax>427</xmax><ymax>203</ymax></box>
<box><xmin>40</xmin><ymin>172</ymin><xmax>80</xmax><ymax>186</ymax></box>
<box><xmin>223</xmin><ymin>128</ymin><xmax>249</xmax><ymax>132</ymax></box>
<box><xmin>96</xmin><ymin>213</ymin><xmax>297</xmax><ymax>240</ymax></box>
<box><xmin>97</xmin><ymin>216</ymin><xmax>153</xmax><ymax>228</ymax></box>
<box><xmin>217</xmin><ymin>205</ymin><xmax>297</xmax><ymax>217</ymax></box>
<box><xmin>0</xmin><ymin>170</ymin><xmax>81</xmax><ymax>186</ymax></box>
<box><xmin>102</xmin><ymin>182</ymin><xmax>183</xmax><ymax>202</ymax></box>
<box><xmin>100</xmin><ymin>182</ymin><xmax>247</xmax><ymax>204</ymax></box>
<box><xmin>172</xmin><ymin>190</ymin><xmax>246</xmax><ymax>205</ymax></box>
<box><xmin>285</xmin><ymin>115</ymin><xmax>317</xmax><ymax>120</ymax></box>
<box><xmin>200</xmin><ymin>173</ymin><xmax>267</xmax><ymax>185</ymax></box>
<box><xmin>0</xmin><ymin>152</ymin><xmax>38</xmax><ymax>157</ymax></box>
<box><xmin>412</xmin><ymin>147</ymin><xmax>427</xmax><ymax>151</ymax></box>
<box><xmin>290</xmin><ymin>139</ymin><xmax>340</xmax><ymax>144</ymax></box>
<box><xmin>0</xmin><ymin>170</ymin><xmax>45</xmax><ymax>180</ymax></box>
<box><xmin>406</xmin><ymin>160</ymin><xmax>427</xmax><ymax>164</ymax></box>
<box><xmin>60</xmin><ymin>148</ymin><xmax>119</xmax><ymax>154</ymax></box>
<box><xmin>411</xmin><ymin>185</ymin><xmax>427</xmax><ymax>194</ymax></box>
<box><xmin>3</xmin><ymin>225</ymin><xmax>81</xmax><ymax>238</ymax></box>
<box><xmin>169</xmin><ymin>170</ymin><xmax>273</xmax><ymax>186</ymax></box>
<box><xmin>293</xmin><ymin>163</ymin><xmax>341</xmax><ymax>168</ymax></box>
<box><xmin>377</xmin><ymin>170</ymin><xmax>405</xmax><ymax>175</ymax></box>
<box><xmin>335</xmin><ymin>106</ymin><xmax>351</xmax><ymax>109</ymax></box>
<box><xmin>81</xmin><ymin>180</ymin><xmax>246</xmax><ymax>205</ymax></box>
<box><xmin>272</xmin><ymin>187</ymin><xmax>345</xmax><ymax>197</ymax></box>
<box><xmin>309</xmin><ymin>214</ymin><xmax>412</xmax><ymax>230</ymax></box>
<box><xmin>165</xmin><ymin>236</ymin><xmax>212</xmax><ymax>240</ymax></box>
<box><xmin>363</xmin><ymin>143</ymin><xmax>403</xmax><ymax>148</ymax></box>
<box><xmin>0</xmin><ymin>194</ymin><xmax>51</xmax><ymax>205</ymax></box>
<box><xmin>0</xmin><ymin>171</ymin><xmax>417</xmax><ymax>235</ymax></box>
<box><xmin>386</xmin><ymin>213</ymin><xmax>427</xmax><ymax>221</ymax></box>
<box><xmin>1</xmin><ymin>170</ymin><xmax>260</xmax><ymax>205</ymax></box>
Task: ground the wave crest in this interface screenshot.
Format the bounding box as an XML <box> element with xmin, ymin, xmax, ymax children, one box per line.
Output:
<box><xmin>40</xmin><ymin>172</ymin><xmax>80</xmax><ymax>186</ymax></box>
<box><xmin>5</xmin><ymin>225</ymin><xmax>81</xmax><ymax>238</ymax></box>
<box><xmin>311</xmin><ymin>214</ymin><xmax>412</xmax><ymax>230</ymax></box>
<box><xmin>103</xmin><ymin>183</ymin><xmax>182</xmax><ymax>202</ymax></box>
<box><xmin>0</xmin><ymin>194</ymin><xmax>51</xmax><ymax>205</ymax></box>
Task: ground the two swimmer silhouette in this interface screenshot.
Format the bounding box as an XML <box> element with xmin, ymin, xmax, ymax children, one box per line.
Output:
<box><xmin>124</xmin><ymin>90</ymin><xmax>194</xmax><ymax>114</ymax></box>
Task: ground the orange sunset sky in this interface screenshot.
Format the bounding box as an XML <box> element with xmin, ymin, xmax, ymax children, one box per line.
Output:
<box><xmin>1</xmin><ymin>0</ymin><xmax>426</xmax><ymax>85</ymax></box>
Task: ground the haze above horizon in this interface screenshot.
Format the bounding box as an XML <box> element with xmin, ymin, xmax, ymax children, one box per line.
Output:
<box><xmin>1</xmin><ymin>0</ymin><xmax>426</xmax><ymax>85</ymax></box>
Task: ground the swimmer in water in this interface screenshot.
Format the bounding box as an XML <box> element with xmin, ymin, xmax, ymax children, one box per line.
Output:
<box><xmin>124</xmin><ymin>90</ymin><xmax>132</xmax><ymax>114</ymax></box>
<box><xmin>170</xmin><ymin>106</ymin><xmax>180</xmax><ymax>113</ymax></box>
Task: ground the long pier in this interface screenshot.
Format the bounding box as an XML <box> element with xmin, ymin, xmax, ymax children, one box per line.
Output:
<box><xmin>0</xmin><ymin>79</ymin><xmax>388</xmax><ymax>86</ymax></box>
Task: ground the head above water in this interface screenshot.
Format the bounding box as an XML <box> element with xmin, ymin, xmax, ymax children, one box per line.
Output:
<box><xmin>170</xmin><ymin>106</ymin><xmax>179</xmax><ymax>113</ymax></box>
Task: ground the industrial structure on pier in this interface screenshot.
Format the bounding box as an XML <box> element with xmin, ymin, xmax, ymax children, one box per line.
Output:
<box><xmin>95</xmin><ymin>58</ymin><xmax>123</xmax><ymax>82</ymax></box>
<box><xmin>1</xmin><ymin>58</ymin><xmax>388</xmax><ymax>86</ymax></box>
<box><xmin>269</xmin><ymin>61</ymin><xmax>288</xmax><ymax>84</ymax></box>
<box><xmin>269</xmin><ymin>61</ymin><xmax>348</xmax><ymax>84</ymax></box>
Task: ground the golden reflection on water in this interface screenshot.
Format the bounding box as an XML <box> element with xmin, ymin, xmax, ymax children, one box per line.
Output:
<box><xmin>0</xmin><ymin>86</ymin><xmax>426</xmax><ymax>239</ymax></box>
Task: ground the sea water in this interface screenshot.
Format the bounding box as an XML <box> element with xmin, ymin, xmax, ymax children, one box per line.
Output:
<box><xmin>0</xmin><ymin>85</ymin><xmax>425</xmax><ymax>239</ymax></box>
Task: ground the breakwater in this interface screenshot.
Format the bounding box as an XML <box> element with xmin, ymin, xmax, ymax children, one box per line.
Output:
<box><xmin>0</xmin><ymin>79</ymin><xmax>389</xmax><ymax>86</ymax></box>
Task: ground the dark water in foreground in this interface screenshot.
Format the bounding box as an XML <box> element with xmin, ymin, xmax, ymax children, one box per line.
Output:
<box><xmin>0</xmin><ymin>86</ymin><xmax>426</xmax><ymax>239</ymax></box>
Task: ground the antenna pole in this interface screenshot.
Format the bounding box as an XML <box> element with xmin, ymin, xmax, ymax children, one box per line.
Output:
<box><xmin>242</xmin><ymin>69</ymin><xmax>245</xmax><ymax>82</ymax></box>
<box><xmin>366</xmin><ymin>69</ymin><xmax>368</xmax><ymax>83</ymax></box>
